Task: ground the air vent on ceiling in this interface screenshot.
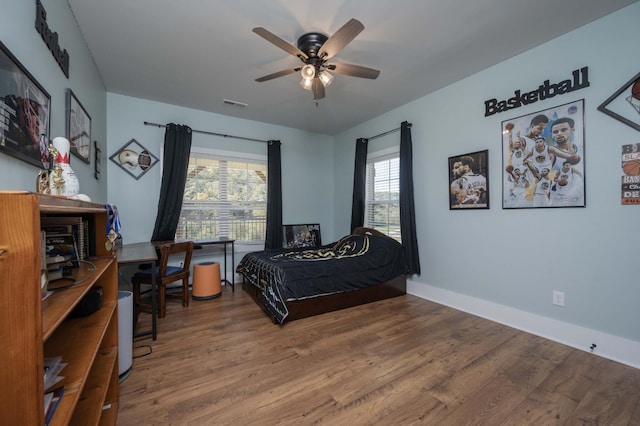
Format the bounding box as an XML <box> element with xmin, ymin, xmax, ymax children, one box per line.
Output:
<box><xmin>223</xmin><ymin>99</ymin><xmax>248</xmax><ymax>108</ymax></box>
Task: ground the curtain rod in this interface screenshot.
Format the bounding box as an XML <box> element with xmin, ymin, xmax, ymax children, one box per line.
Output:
<box><xmin>366</xmin><ymin>122</ymin><xmax>411</xmax><ymax>141</ymax></box>
<box><xmin>143</xmin><ymin>121</ymin><xmax>269</xmax><ymax>143</ymax></box>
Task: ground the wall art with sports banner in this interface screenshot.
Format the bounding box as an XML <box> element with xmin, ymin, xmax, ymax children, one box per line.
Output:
<box><xmin>502</xmin><ymin>99</ymin><xmax>585</xmax><ymax>209</ymax></box>
<box><xmin>621</xmin><ymin>143</ymin><xmax>640</xmax><ymax>205</ymax></box>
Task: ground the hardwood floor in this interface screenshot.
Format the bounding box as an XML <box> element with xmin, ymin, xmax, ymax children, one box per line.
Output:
<box><xmin>117</xmin><ymin>285</ymin><xmax>640</xmax><ymax>425</ymax></box>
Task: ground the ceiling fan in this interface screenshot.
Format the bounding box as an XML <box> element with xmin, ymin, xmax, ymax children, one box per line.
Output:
<box><xmin>253</xmin><ymin>18</ymin><xmax>380</xmax><ymax>100</ymax></box>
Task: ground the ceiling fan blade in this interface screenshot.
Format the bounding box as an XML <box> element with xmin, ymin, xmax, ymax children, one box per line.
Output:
<box><xmin>327</xmin><ymin>63</ymin><xmax>380</xmax><ymax>79</ymax></box>
<box><xmin>253</xmin><ymin>27</ymin><xmax>308</xmax><ymax>60</ymax></box>
<box><xmin>318</xmin><ymin>18</ymin><xmax>364</xmax><ymax>60</ymax></box>
<box><xmin>255</xmin><ymin>68</ymin><xmax>300</xmax><ymax>82</ymax></box>
<box><xmin>312</xmin><ymin>77</ymin><xmax>325</xmax><ymax>100</ymax></box>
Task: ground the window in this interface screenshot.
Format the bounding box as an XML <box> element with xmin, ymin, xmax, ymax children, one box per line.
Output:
<box><xmin>176</xmin><ymin>149</ymin><xmax>267</xmax><ymax>244</ymax></box>
<box><xmin>365</xmin><ymin>149</ymin><xmax>401</xmax><ymax>242</ymax></box>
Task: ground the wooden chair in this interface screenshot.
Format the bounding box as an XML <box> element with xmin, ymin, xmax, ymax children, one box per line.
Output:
<box><xmin>132</xmin><ymin>241</ymin><xmax>194</xmax><ymax>318</ymax></box>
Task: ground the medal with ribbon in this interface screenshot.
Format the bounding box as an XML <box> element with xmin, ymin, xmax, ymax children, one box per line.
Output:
<box><xmin>104</xmin><ymin>204</ymin><xmax>121</xmax><ymax>251</ymax></box>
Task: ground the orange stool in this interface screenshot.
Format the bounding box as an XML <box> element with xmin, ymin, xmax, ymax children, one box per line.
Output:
<box><xmin>192</xmin><ymin>262</ymin><xmax>222</xmax><ymax>300</ymax></box>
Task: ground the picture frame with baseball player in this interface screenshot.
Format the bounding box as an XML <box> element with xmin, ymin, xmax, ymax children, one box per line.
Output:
<box><xmin>449</xmin><ymin>149</ymin><xmax>489</xmax><ymax>210</ymax></box>
<box><xmin>598</xmin><ymin>71</ymin><xmax>640</xmax><ymax>132</ymax></box>
<box><xmin>66</xmin><ymin>88</ymin><xmax>91</xmax><ymax>164</ymax></box>
<box><xmin>502</xmin><ymin>99</ymin><xmax>585</xmax><ymax>209</ymax></box>
<box><xmin>109</xmin><ymin>138</ymin><xmax>158</xmax><ymax>180</ymax></box>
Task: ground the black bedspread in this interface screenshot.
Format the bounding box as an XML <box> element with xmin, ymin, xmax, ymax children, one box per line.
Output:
<box><xmin>236</xmin><ymin>232</ymin><xmax>407</xmax><ymax>323</ymax></box>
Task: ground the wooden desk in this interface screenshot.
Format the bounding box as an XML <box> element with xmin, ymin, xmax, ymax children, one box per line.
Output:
<box><xmin>118</xmin><ymin>242</ymin><xmax>158</xmax><ymax>340</ymax></box>
<box><xmin>193</xmin><ymin>238</ymin><xmax>235</xmax><ymax>292</ymax></box>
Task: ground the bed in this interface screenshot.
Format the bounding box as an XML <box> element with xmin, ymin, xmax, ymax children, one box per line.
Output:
<box><xmin>236</xmin><ymin>227</ymin><xmax>408</xmax><ymax>324</ymax></box>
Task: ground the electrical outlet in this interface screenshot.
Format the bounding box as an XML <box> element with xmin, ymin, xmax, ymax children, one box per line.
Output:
<box><xmin>552</xmin><ymin>291</ymin><xmax>565</xmax><ymax>307</ymax></box>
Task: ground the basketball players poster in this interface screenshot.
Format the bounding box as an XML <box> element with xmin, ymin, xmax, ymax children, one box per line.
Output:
<box><xmin>502</xmin><ymin>99</ymin><xmax>585</xmax><ymax>209</ymax></box>
<box><xmin>449</xmin><ymin>149</ymin><xmax>489</xmax><ymax>210</ymax></box>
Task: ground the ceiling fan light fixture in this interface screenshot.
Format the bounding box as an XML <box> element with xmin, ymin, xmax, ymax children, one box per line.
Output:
<box><xmin>253</xmin><ymin>19</ymin><xmax>379</xmax><ymax>99</ymax></box>
<box><xmin>299</xmin><ymin>77</ymin><xmax>313</xmax><ymax>90</ymax></box>
<box><xmin>319</xmin><ymin>70</ymin><xmax>333</xmax><ymax>86</ymax></box>
<box><xmin>300</xmin><ymin>64</ymin><xmax>316</xmax><ymax>80</ymax></box>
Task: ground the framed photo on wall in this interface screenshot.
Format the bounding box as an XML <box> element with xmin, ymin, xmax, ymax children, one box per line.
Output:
<box><xmin>109</xmin><ymin>138</ymin><xmax>158</xmax><ymax>180</ymax></box>
<box><xmin>282</xmin><ymin>224</ymin><xmax>322</xmax><ymax>248</ymax></box>
<box><xmin>502</xmin><ymin>99</ymin><xmax>585</xmax><ymax>209</ymax></box>
<box><xmin>597</xmin><ymin>71</ymin><xmax>640</xmax><ymax>132</ymax></box>
<box><xmin>94</xmin><ymin>140</ymin><xmax>101</xmax><ymax>180</ymax></box>
<box><xmin>0</xmin><ymin>41</ymin><xmax>51</xmax><ymax>168</ymax></box>
<box><xmin>449</xmin><ymin>149</ymin><xmax>489</xmax><ymax>209</ymax></box>
<box><xmin>66</xmin><ymin>89</ymin><xmax>91</xmax><ymax>163</ymax></box>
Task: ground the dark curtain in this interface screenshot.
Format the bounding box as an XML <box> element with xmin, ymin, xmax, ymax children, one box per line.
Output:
<box><xmin>265</xmin><ymin>140</ymin><xmax>283</xmax><ymax>249</ymax></box>
<box><xmin>350</xmin><ymin>138</ymin><xmax>369</xmax><ymax>232</ymax></box>
<box><xmin>399</xmin><ymin>121</ymin><xmax>421</xmax><ymax>275</ymax></box>
<box><xmin>151</xmin><ymin>124</ymin><xmax>192</xmax><ymax>242</ymax></box>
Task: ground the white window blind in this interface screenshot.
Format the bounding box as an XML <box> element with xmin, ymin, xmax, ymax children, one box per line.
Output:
<box><xmin>365</xmin><ymin>150</ymin><xmax>401</xmax><ymax>242</ymax></box>
<box><xmin>176</xmin><ymin>150</ymin><xmax>267</xmax><ymax>244</ymax></box>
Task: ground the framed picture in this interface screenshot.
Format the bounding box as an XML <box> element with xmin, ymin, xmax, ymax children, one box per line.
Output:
<box><xmin>94</xmin><ymin>140</ymin><xmax>101</xmax><ymax>180</ymax></box>
<box><xmin>282</xmin><ymin>224</ymin><xmax>322</xmax><ymax>248</ymax></box>
<box><xmin>449</xmin><ymin>149</ymin><xmax>489</xmax><ymax>209</ymax></box>
<box><xmin>597</xmin><ymin>72</ymin><xmax>640</xmax><ymax>132</ymax></box>
<box><xmin>502</xmin><ymin>99</ymin><xmax>585</xmax><ymax>209</ymax></box>
<box><xmin>66</xmin><ymin>89</ymin><xmax>91</xmax><ymax>163</ymax></box>
<box><xmin>109</xmin><ymin>138</ymin><xmax>158</xmax><ymax>180</ymax></box>
<box><xmin>0</xmin><ymin>41</ymin><xmax>51</xmax><ymax>168</ymax></box>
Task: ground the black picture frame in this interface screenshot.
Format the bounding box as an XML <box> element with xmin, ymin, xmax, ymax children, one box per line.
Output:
<box><xmin>597</xmin><ymin>72</ymin><xmax>640</xmax><ymax>132</ymax></box>
<box><xmin>94</xmin><ymin>140</ymin><xmax>101</xmax><ymax>180</ymax></box>
<box><xmin>0</xmin><ymin>41</ymin><xmax>51</xmax><ymax>168</ymax></box>
<box><xmin>66</xmin><ymin>89</ymin><xmax>91</xmax><ymax>164</ymax></box>
<box><xmin>109</xmin><ymin>138</ymin><xmax>158</xmax><ymax>180</ymax></box>
<box><xmin>282</xmin><ymin>224</ymin><xmax>322</xmax><ymax>248</ymax></box>
<box><xmin>449</xmin><ymin>149</ymin><xmax>489</xmax><ymax>209</ymax></box>
<box><xmin>502</xmin><ymin>99</ymin><xmax>585</xmax><ymax>209</ymax></box>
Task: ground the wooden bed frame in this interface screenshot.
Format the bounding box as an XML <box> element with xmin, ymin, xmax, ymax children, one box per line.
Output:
<box><xmin>241</xmin><ymin>274</ymin><xmax>407</xmax><ymax>324</ymax></box>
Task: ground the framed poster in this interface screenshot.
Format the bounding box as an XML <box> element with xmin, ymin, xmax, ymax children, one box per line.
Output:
<box><xmin>449</xmin><ymin>150</ymin><xmax>489</xmax><ymax>209</ymax></box>
<box><xmin>66</xmin><ymin>89</ymin><xmax>91</xmax><ymax>163</ymax></box>
<box><xmin>282</xmin><ymin>224</ymin><xmax>321</xmax><ymax>248</ymax></box>
<box><xmin>502</xmin><ymin>99</ymin><xmax>585</xmax><ymax>209</ymax></box>
<box><xmin>0</xmin><ymin>41</ymin><xmax>51</xmax><ymax>168</ymax></box>
<box><xmin>598</xmin><ymin>72</ymin><xmax>640</xmax><ymax>132</ymax></box>
<box><xmin>109</xmin><ymin>138</ymin><xmax>158</xmax><ymax>180</ymax></box>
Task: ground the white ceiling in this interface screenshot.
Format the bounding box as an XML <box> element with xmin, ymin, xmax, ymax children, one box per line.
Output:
<box><xmin>66</xmin><ymin>0</ymin><xmax>636</xmax><ymax>135</ymax></box>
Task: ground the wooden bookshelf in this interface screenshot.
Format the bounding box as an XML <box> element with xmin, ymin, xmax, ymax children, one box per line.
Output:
<box><xmin>0</xmin><ymin>191</ymin><xmax>118</xmax><ymax>425</ymax></box>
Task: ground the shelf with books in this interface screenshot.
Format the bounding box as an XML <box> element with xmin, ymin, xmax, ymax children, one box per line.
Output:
<box><xmin>41</xmin><ymin>257</ymin><xmax>114</xmax><ymax>340</ymax></box>
<box><xmin>0</xmin><ymin>191</ymin><xmax>119</xmax><ymax>426</ymax></box>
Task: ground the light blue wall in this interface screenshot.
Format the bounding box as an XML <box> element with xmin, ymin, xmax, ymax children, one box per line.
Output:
<box><xmin>0</xmin><ymin>0</ymin><xmax>107</xmax><ymax>201</ymax></box>
<box><xmin>2</xmin><ymin>0</ymin><xmax>638</xmax><ymax>353</ymax></box>
<box><xmin>333</xmin><ymin>3</ymin><xmax>640</xmax><ymax>343</ymax></box>
<box><xmin>106</xmin><ymin>94</ymin><xmax>334</xmax><ymax>245</ymax></box>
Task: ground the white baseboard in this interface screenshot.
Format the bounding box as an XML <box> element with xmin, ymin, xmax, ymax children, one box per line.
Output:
<box><xmin>407</xmin><ymin>279</ymin><xmax>640</xmax><ymax>369</ymax></box>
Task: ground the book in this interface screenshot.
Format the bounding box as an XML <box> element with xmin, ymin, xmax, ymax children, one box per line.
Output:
<box><xmin>44</xmin><ymin>391</ymin><xmax>53</xmax><ymax>416</ymax></box>
<box><xmin>46</xmin><ymin>266</ymin><xmax>65</xmax><ymax>282</ymax></box>
<box><xmin>41</xmin><ymin>217</ymin><xmax>88</xmax><ymax>260</ymax></box>
<box><xmin>44</xmin><ymin>357</ymin><xmax>67</xmax><ymax>391</ymax></box>
<box><xmin>44</xmin><ymin>233</ymin><xmax>78</xmax><ymax>265</ymax></box>
<box><xmin>44</xmin><ymin>386</ymin><xmax>64</xmax><ymax>426</ymax></box>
